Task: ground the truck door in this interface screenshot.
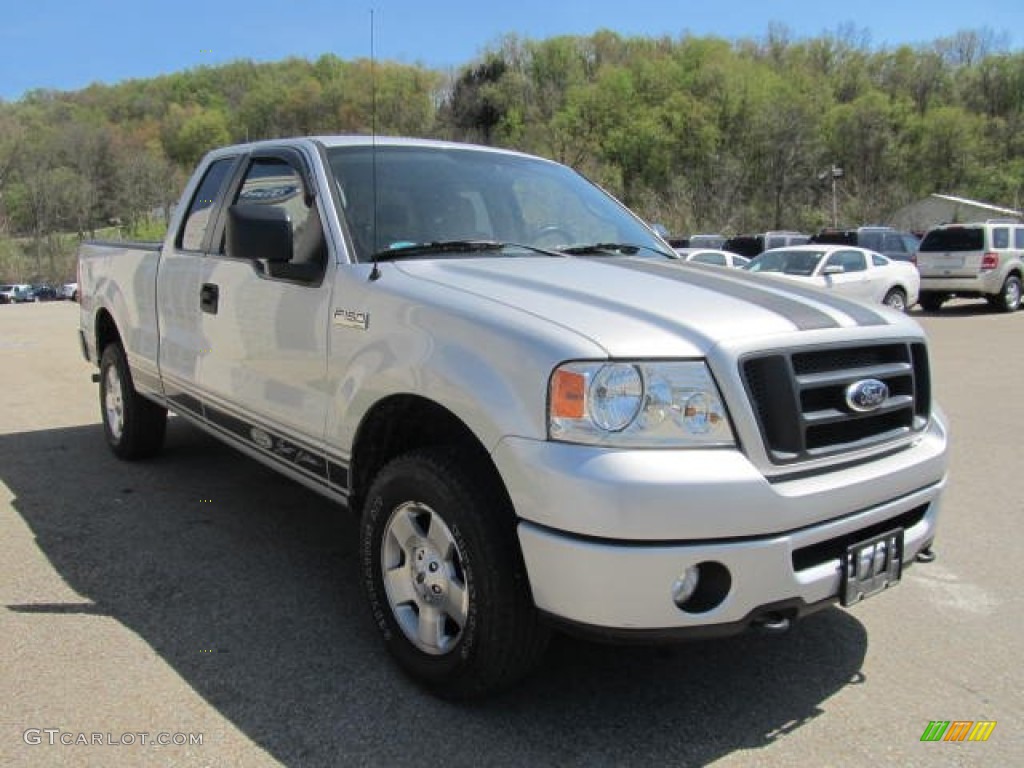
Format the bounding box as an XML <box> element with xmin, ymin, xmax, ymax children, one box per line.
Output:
<box><xmin>156</xmin><ymin>155</ymin><xmax>239</xmax><ymax>417</ymax></box>
<box><xmin>196</xmin><ymin>149</ymin><xmax>333</xmax><ymax>482</ymax></box>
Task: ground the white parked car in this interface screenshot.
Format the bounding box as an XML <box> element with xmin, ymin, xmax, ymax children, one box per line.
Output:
<box><xmin>744</xmin><ymin>245</ymin><xmax>920</xmax><ymax>311</ymax></box>
<box><xmin>672</xmin><ymin>248</ymin><xmax>750</xmax><ymax>268</ymax></box>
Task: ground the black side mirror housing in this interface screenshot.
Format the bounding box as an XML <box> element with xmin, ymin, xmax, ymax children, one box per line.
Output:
<box><xmin>226</xmin><ymin>205</ymin><xmax>293</xmax><ymax>263</ymax></box>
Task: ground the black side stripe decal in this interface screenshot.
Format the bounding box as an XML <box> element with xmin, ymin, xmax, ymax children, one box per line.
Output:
<box><xmin>160</xmin><ymin>379</ymin><xmax>352</xmax><ymax>493</ymax></box>
<box><xmin>168</xmin><ymin>392</ymin><xmax>204</xmax><ymax>419</ymax></box>
<box><xmin>204</xmin><ymin>403</ymin><xmax>335</xmax><ymax>485</ymax></box>
<box><xmin>605</xmin><ymin>259</ymin><xmax>888</xmax><ymax>328</ymax></box>
<box><xmin>328</xmin><ymin>461</ymin><xmax>350</xmax><ymax>493</ymax></box>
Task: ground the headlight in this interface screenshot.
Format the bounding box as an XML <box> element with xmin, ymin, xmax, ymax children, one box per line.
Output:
<box><xmin>588</xmin><ymin>363</ymin><xmax>643</xmax><ymax>431</ymax></box>
<box><xmin>548</xmin><ymin>361</ymin><xmax>734</xmax><ymax>447</ymax></box>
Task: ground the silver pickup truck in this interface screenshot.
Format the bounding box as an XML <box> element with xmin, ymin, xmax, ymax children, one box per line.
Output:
<box><xmin>78</xmin><ymin>136</ymin><xmax>948</xmax><ymax>697</ymax></box>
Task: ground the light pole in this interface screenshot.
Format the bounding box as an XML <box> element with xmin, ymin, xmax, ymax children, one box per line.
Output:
<box><xmin>830</xmin><ymin>165</ymin><xmax>844</xmax><ymax>227</ymax></box>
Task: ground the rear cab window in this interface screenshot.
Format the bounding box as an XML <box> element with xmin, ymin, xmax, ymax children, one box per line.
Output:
<box><xmin>177</xmin><ymin>157</ymin><xmax>237</xmax><ymax>252</ymax></box>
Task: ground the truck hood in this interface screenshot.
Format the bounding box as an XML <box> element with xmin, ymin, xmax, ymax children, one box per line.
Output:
<box><xmin>393</xmin><ymin>257</ymin><xmax>914</xmax><ymax>357</ymax></box>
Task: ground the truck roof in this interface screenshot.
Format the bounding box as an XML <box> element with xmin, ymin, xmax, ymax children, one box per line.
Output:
<box><xmin>206</xmin><ymin>135</ymin><xmax>545</xmax><ymax>163</ymax></box>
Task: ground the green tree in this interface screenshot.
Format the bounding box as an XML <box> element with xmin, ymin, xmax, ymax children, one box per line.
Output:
<box><xmin>162</xmin><ymin>105</ymin><xmax>231</xmax><ymax>168</ymax></box>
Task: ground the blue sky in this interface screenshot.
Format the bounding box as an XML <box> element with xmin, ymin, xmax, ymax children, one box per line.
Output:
<box><xmin>2</xmin><ymin>0</ymin><xmax>1022</xmax><ymax>101</ymax></box>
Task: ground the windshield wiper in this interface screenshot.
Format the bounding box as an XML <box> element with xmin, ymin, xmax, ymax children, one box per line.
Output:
<box><xmin>372</xmin><ymin>240</ymin><xmax>562</xmax><ymax>261</ymax></box>
<box><xmin>557</xmin><ymin>242</ymin><xmax>674</xmax><ymax>258</ymax></box>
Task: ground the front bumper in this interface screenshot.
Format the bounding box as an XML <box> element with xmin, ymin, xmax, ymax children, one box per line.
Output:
<box><xmin>497</xmin><ymin>416</ymin><xmax>947</xmax><ymax>633</ymax></box>
<box><xmin>518</xmin><ymin>486</ymin><xmax>939</xmax><ymax>633</ymax></box>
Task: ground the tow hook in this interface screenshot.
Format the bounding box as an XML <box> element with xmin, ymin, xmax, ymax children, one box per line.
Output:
<box><xmin>753</xmin><ymin>614</ymin><xmax>791</xmax><ymax>635</ymax></box>
<box><xmin>915</xmin><ymin>546</ymin><xmax>936</xmax><ymax>564</ymax></box>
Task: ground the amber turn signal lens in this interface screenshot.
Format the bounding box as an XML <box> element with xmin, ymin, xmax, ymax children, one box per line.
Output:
<box><xmin>551</xmin><ymin>369</ymin><xmax>586</xmax><ymax>419</ymax></box>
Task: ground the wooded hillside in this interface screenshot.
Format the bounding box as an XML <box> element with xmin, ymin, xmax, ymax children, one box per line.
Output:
<box><xmin>1</xmin><ymin>27</ymin><xmax>1022</xmax><ymax>282</ymax></box>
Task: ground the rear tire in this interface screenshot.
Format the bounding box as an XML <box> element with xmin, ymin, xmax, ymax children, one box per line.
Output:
<box><xmin>918</xmin><ymin>293</ymin><xmax>945</xmax><ymax>312</ymax></box>
<box><xmin>99</xmin><ymin>343</ymin><xmax>167</xmax><ymax>459</ymax></box>
<box><xmin>882</xmin><ymin>288</ymin><xmax>908</xmax><ymax>312</ymax></box>
<box><xmin>360</xmin><ymin>447</ymin><xmax>548</xmax><ymax>698</ymax></box>
<box><xmin>988</xmin><ymin>275</ymin><xmax>1021</xmax><ymax>313</ymax></box>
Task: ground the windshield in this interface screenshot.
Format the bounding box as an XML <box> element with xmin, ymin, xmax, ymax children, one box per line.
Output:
<box><xmin>326</xmin><ymin>145</ymin><xmax>668</xmax><ymax>262</ymax></box>
<box><xmin>746</xmin><ymin>249</ymin><xmax>825</xmax><ymax>276</ymax></box>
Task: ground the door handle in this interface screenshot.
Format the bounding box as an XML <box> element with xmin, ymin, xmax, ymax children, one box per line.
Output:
<box><xmin>200</xmin><ymin>283</ymin><xmax>219</xmax><ymax>314</ymax></box>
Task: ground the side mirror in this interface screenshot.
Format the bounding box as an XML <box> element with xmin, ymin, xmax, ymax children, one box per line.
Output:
<box><xmin>822</xmin><ymin>265</ymin><xmax>844</xmax><ymax>276</ymax></box>
<box><xmin>226</xmin><ymin>205</ymin><xmax>293</xmax><ymax>263</ymax></box>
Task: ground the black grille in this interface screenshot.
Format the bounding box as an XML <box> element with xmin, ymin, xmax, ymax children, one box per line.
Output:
<box><xmin>742</xmin><ymin>342</ymin><xmax>931</xmax><ymax>463</ymax></box>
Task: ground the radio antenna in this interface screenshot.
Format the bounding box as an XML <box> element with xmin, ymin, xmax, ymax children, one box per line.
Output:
<box><xmin>369</xmin><ymin>8</ymin><xmax>381</xmax><ymax>281</ymax></box>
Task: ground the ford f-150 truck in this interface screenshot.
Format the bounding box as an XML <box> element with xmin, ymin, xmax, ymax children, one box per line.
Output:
<box><xmin>78</xmin><ymin>136</ymin><xmax>948</xmax><ymax>697</ymax></box>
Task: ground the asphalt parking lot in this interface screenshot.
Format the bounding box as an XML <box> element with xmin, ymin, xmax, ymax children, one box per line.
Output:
<box><xmin>1</xmin><ymin>300</ymin><xmax>1021</xmax><ymax>767</ymax></box>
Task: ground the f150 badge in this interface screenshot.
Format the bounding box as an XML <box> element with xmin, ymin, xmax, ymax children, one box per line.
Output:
<box><xmin>334</xmin><ymin>309</ymin><xmax>369</xmax><ymax>330</ymax></box>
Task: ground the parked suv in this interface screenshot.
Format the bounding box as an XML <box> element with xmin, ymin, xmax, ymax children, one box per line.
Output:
<box><xmin>811</xmin><ymin>226</ymin><xmax>920</xmax><ymax>262</ymax></box>
<box><xmin>723</xmin><ymin>231</ymin><xmax>810</xmax><ymax>258</ymax></box>
<box><xmin>916</xmin><ymin>220</ymin><xmax>1024</xmax><ymax>312</ymax></box>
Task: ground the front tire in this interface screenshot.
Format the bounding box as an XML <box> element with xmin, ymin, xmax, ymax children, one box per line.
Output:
<box><xmin>882</xmin><ymin>288</ymin><xmax>908</xmax><ymax>312</ymax></box>
<box><xmin>988</xmin><ymin>275</ymin><xmax>1022</xmax><ymax>313</ymax></box>
<box><xmin>99</xmin><ymin>343</ymin><xmax>167</xmax><ymax>459</ymax></box>
<box><xmin>360</xmin><ymin>447</ymin><xmax>548</xmax><ymax>698</ymax></box>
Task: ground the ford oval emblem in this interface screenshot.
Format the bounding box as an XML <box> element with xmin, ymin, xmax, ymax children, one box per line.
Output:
<box><xmin>845</xmin><ymin>379</ymin><xmax>889</xmax><ymax>413</ymax></box>
<box><xmin>250</xmin><ymin>427</ymin><xmax>274</xmax><ymax>451</ymax></box>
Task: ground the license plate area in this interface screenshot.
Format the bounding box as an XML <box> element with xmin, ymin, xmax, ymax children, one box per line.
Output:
<box><xmin>841</xmin><ymin>528</ymin><xmax>903</xmax><ymax>607</ymax></box>
<box><xmin>932</xmin><ymin>253</ymin><xmax>964</xmax><ymax>269</ymax></box>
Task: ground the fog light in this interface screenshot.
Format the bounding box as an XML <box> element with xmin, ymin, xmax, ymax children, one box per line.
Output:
<box><xmin>671</xmin><ymin>566</ymin><xmax>700</xmax><ymax>606</ymax></box>
<box><xmin>672</xmin><ymin>561</ymin><xmax>732</xmax><ymax>614</ymax></box>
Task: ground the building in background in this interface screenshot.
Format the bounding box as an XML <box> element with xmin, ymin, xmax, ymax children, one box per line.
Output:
<box><xmin>889</xmin><ymin>194</ymin><xmax>1021</xmax><ymax>234</ymax></box>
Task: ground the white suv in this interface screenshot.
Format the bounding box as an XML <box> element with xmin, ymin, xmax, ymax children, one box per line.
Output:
<box><xmin>916</xmin><ymin>220</ymin><xmax>1024</xmax><ymax>312</ymax></box>
<box><xmin>0</xmin><ymin>284</ymin><xmax>30</xmax><ymax>303</ymax></box>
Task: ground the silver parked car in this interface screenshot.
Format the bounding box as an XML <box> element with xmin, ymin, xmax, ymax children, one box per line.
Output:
<box><xmin>916</xmin><ymin>220</ymin><xmax>1024</xmax><ymax>312</ymax></box>
<box><xmin>671</xmin><ymin>248</ymin><xmax>750</xmax><ymax>268</ymax></box>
